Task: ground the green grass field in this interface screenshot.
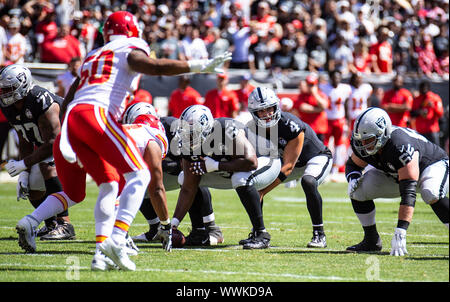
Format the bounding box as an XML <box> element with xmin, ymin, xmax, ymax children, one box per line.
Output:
<box><xmin>0</xmin><ymin>180</ymin><xmax>448</xmax><ymax>283</ymax></box>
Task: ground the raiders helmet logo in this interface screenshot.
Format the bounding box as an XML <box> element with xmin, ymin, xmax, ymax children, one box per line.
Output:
<box><xmin>375</xmin><ymin>116</ymin><xmax>386</xmax><ymax>129</ymax></box>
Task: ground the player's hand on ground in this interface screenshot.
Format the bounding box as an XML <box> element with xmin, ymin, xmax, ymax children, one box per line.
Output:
<box><xmin>390</xmin><ymin>228</ymin><xmax>408</xmax><ymax>256</ymax></box>
<box><xmin>158</xmin><ymin>223</ymin><xmax>172</xmax><ymax>252</ymax></box>
<box><xmin>16</xmin><ymin>171</ymin><xmax>30</xmax><ymax>201</ymax></box>
<box><xmin>6</xmin><ymin>159</ymin><xmax>27</xmax><ymax>177</ymax></box>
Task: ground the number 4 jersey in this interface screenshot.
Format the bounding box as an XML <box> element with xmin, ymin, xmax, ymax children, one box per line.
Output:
<box><xmin>351</xmin><ymin>126</ymin><xmax>448</xmax><ymax>178</ymax></box>
<box><xmin>73</xmin><ymin>37</ymin><xmax>151</xmax><ymax>121</ymax></box>
<box><xmin>1</xmin><ymin>85</ymin><xmax>63</xmax><ymax>146</ymax></box>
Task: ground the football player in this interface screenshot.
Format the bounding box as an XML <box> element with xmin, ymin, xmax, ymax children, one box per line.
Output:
<box><xmin>345</xmin><ymin>107</ymin><xmax>449</xmax><ymax>256</ymax></box>
<box><xmin>16</xmin><ymin>11</ymin><xmax>232</xmax><ymax>271</ymax></box>
<box><xmin>171</xmin><ymin>105</ymin><xmax>281</xmax><ymax>249</ymax></box>
<box><xmin>130</xmin><ymin>110</ymin><xmax>223</xmax><ymax>247</ymax></box>
<box><xmin>247</xmin><ymin>87</ymin><xmax>333</xmax><ymax>248</ymax></box>
<box><xmin>0</xmin><ymin>64</ymin><xmax>76</xmax><ymax>240</ymax></box>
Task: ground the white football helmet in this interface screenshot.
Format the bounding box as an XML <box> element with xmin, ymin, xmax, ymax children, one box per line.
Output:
<box><xmin>178</xmin><ymin>105</ymin><xmax>214</xmax><ymax>151</ymax></box>
<box><xmin>352</xmin><ymin>107</ymin><xmax>392</xmax><ymax>156</ymax></box>
<box><xmin>122</xmin><ymin>102</ymin><xmax>157</xmax><ymax>124</ymax></box>
<box><xmin>247</xmin><ymin>87</ymin><xmax>281</xmax><ymax>128</ymax></box>
<box><xmin>0</xmin><ymin>64</ymin><xmax>33</xmax><ymax>107</ymax></box>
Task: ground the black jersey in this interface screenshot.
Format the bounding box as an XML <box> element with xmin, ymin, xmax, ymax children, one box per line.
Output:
<box><xmin>351</xmin><ymin>126</ymin><xmax>448</xmax><ymax>178</ymax></box>
<box><xmin>180</xmin><ymin>117</ymin><xmax>246</xmax><ymax>162</ymax></box>
<box><xmin>160</xmin><ymin>116</ymin><xmax>179</xmax><ymax>162</ymax></box>
<box><xmin>0</xmin><ymin>85</ymin><xmax>63</xmax><ymax>147</ymax></box>
<box><xmin>248</xmin><ymin>112</ymin><xmax>331</xmax><ymax>167</ymax></box>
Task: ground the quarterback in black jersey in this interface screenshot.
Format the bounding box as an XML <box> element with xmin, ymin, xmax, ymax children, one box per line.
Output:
<box><xmin>345</xmin><ymin>107</ymin><xmax>449</xmax><ymax>255</ymax></box>
<box><xmin>0</xmin><ymin>64</ymin><xmax>75</xmax><ymax>242</ymax></box>
<box><xmin>171</xmin><ymin>105</ymin><xmax>281</xmax><ymax>249</ymax></box>
<box><xmin>247</xmin><ymin>87</ymin><xmax>333</xmax><ymax>248</ymax></box>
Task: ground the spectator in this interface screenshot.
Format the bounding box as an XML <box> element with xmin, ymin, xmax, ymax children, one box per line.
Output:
<box><xmin>381</xmin><ymin>74</ymin><xmax>413</xmax><ymax>127</ymax></box>
<box><xmin>160</xmin><ymin>27</ymin><xmax>181</xmax><ymax>60</ymax></box>
<box><xmin>179</xmin><ymin>25</ymin><xmax>209</xmax><ymax>61</ymax></box>
<box><xmin>306</xmin><ymin>31</ymin><xmax>328</xmax><ymax>72</ymax></box>
<box><xmin>229</xmin><ymin>17</ymin><xmax>255</xmax><ymax>70</ymax></box>
<box><xmin>411</xmin><ymin>81</ymin><xmax>444</xmax><ymax>145</ymax></box>
<box><xmin>34</xmin><ymin>5</ymin><xmax>58</xmax><ymax>45</ymax></box>
<box><xmin>416</xmin><ymin>34</ymin><xmax>444</xmax><ymax>77</ymax></box>
<box><xmin>270</xmin><ymin>38</ymin><xmax>296</xmax><ymax>71</ymax></box>
<box><xmin>4</xmin><ymin>17</ymin><xmax>26</xmax><ymax>65</ymax></box>
<box><xmin>369</xmin><ymin>27</ymin><xmax>393</xmax><ymax>74</ymax></box>
<box><xmin>349</xmin><ymin>40</ymin><xmax>371</xmax><ymax>74</ymax></box>
<box><xmin>168</xmin><ymin>75</ymin><xmax>203</xmax><ymax>118</ymax></box>
<box><xmin>40</xmin><ymin>23</ymin><xmax>82</xmax><ymax>64</ymax></box>
<box><xmin>55</xmin><ymin>56</ymin><xmax>81</xmax><ymax>97</ymax></box>
<box><xmin>346</xmin><ymin>72</ymin><xmax>373</xmax><ymax>132</ymax></box>
<box><xmin>328</xmin><ymin>34</ymin><xmax>353</xmax><ymax>76</ymax></box>
<box><xmin>204</xmin><ymin>72</ymin><xmax>239</xmax><ymax>118</ymax></box>
<box><xmin>233</xmin><ymin>73</ymin><xmax>255</xmax><ymax>112</ymax></box>
<box><xmin>206</xmin><ymin>27</ymin><xmax>230</xmax><ymax>59</ymax></box>
<box><xmin>293</xmin><ymin>31</ymin><xmax>308</xmax><ymax>71</ymax></box>
<box><xmin>250</xmin><ymin>1</ymin><xmax>276</xmax><ymax>38</ymax></box>
<box><xmin>292</xmin><ymin>73</ymin><xmax>329</xmax><ymax>142</ymax></box>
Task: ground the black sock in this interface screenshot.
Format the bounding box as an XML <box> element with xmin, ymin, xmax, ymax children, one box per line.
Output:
<box><xmin>235</xmin><ymin>185</ymin><xmax>265</xmax><ymax>232</ymax></box>
<box><xmin>351</xmin><ymin>199</ymin><xmax>379</xmax><ymax>240</ymax></box>
<box><xmin>139</xmin><ymin>198</ymin><xmax>158</xmax><ymax>221</ymax></box>
<box><xmin>188</xmin><ymin>188</ymin><xmax>205</xmax><ymax>230</ymax></box>
<box><xmin>362</xmin><ymin>225</ymin><xmax>379</xmax><ymax>241</ymax></box>
<box><xmin>313</xmin><ymin>225</ymin><xmax>324</xmax><ymax>233</ymax></box>
<box><xmin>431</xmin><ymin>197</ymin><xmax>449</xmax><ymax>224</ymax></box>
<box><xmin>301</xmin><ymin>175</ymin><xmax>323</xmax><ymax>226</ymax></box>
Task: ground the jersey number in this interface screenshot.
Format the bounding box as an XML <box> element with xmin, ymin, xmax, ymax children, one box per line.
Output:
<box><xmin>78</xmin><ymin>50</ymin><xmax>114</xmax><ymax>89</ymax></box>
<box><xmin>14</xmin><ymin>122</ymin><xmax>43</xmax><ymax>144</ymax></box>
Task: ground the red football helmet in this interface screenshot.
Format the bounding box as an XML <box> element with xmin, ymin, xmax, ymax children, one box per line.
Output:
<box><xmin>103</xmin><ymin>11</ymin><xmax>141</xmax><ymax>43</ymax></box>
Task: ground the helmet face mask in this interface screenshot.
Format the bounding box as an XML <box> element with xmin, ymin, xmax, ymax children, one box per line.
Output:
<box><xmin>352</xmin><ymin>107</ymin><xmax>392</xmax><ymax>157</ymax></box>
<box><xmin>123</xmin><ymin>102</ymin><xmax>157</xmax><ymax>124</ymax></box>
<box><xmin>178</xmin><ymin>105</ymin><xmax>214</xmax><ymax>152</ymax></box>
<box><xmin>0</xmin><ymin>65</ymin><xmax>33</xmax><ymax>107</ymax></box>
<box><xmin>248</xmin><ymin>87</ymin><xmax>281</xmax><ymax>128</ymax></box>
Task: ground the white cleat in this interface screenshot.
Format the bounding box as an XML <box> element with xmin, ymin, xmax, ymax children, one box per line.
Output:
<box><xmin>16</xmin><ymin>215</ymin><xmax>38</xmax><ymax>253</ymax></box>
<box><xmin>91</xmin><ymin>250</ymin><xmax>119</xmax><ymax>271</ymax></box>
<box><xmin>99</xmin><ymin>238</ymin><xmax>136</xmax><ymax>271</ymax></box>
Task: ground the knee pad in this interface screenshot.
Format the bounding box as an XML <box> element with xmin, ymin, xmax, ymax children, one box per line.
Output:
<box><xmin>420</xmin><ymin>188</ymin><xmax>439</xmax><ymax>205</ymax></box>
<box><xmin>301</xmin><ymin>175</ymin><xmax>318</xmax><ymax>192</ymax></box>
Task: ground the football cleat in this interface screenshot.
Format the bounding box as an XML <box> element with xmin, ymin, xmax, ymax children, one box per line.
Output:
<box><xmin>207</xmin><ymin>225</ymin><xmax>224</xmax><ymax>245</ymax></box>
<box><xmin>16</xmin><ymin>215</ymin><xmax>39</xmax><ymax>253</ymax></box>
<box><xmin>125</xmin><ymin>233</ymin><xmax>139</xmax><ymax>256</ymax></box>
<box><xmin>91</xmin><ymin>250</ymin><xmax>119</xmax><ymax>271</ymax></box>
<box><xmin>243</xmin><ymin>231</ymin><xmax>271</xmax><ymax>250</ymax></box>
<box><xmin>40</xmin><ymin>222</ymin><xmax>76</xmax><ymax>240</ymax></box>
<box><xmin>185</xmin><ymin>228</ymin><xmax>209</xmax><ymax>246</ymax></box>
<box><xmin>132</xmin><ymin>223</ymin><xmax>161</xmax><ymax>242</ymax></box>
<box><xmin>36</xmin><ymin>220</ymin><xmax>57</xmax><ymax>237</ymax></box>
<box><xmin>307</xmin><ymin>230</ymin><xmax>327</xmax><ymax>248</ymax></box>
<box><xmin>99</xmin><ymin>238</ymin><xmax>136</xmax><ymax>271</ymax></box>
<box><xmin>346</xmin><ymin>236</ymin><xmax>382</xmax><ymax>253</ymax></box>
<box><xmin>239</xmin><ymin>230</ymin><xmax>255</xmax><ymax>245</ymax></box>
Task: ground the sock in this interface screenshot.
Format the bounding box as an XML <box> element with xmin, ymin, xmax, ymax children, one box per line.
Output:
<box><xmin>31</xmin><ymin>192</ymin><xmax>77</xmax><ymax>224</ymax></box>
<box><xmin>188</xmin><ymin>188</ymin><xmax>205</xmax><ymax>229</ymax></box>
<box><xmin>431</xmin><ymin>197</ymin><xmax>449</xmax><ymax>226</ymax></box>
<box><xmin>111</xmin><ymin>170</ymin><xmax>150</xmax><ymax>245</ymax></box>
<box><xmin>44</xmin><ymin>177</ymin><xmax>69</xmax><ymax>218</ymax></box>
<box><xmin>301</xmin><ymin>175</ymin><xmax>323</xmax><ymax>226</ymax></box>
<box><xmin>235</xmin><ymin>185</ymin><xmax>265</xmax><ymax>232</ymax></box>
<box><xmin>95</xmin><ymin>182</ymin><xmax>118</xmax><ymax>249</ymax></box>
<box><xmin>351</xmin><ymin>199</ymin><xmax>378</xmax><ymax>239</ymax></box>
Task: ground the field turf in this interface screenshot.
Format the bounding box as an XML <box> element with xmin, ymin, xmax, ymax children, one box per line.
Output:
<box><xmin>0</xmin><ymin>180</ymin><xmax>448</xmax><ymax>283</ymax></box>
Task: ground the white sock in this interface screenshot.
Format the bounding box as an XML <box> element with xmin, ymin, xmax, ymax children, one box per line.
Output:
<box><xmin>31</xmin><ymin>191</ymin><xmax>77</xmax><ymax>224</ymax></box>
<box><xmin>356</xmin><ymin>209</ymin><xmax>376</xmax><ymax>227</ymax></box>
<box><xmin>95</xmin><ymin>182</ymin><xmax>118</xmax><ymax>249</ymax></box>
<box><xmin>111</xmin><ymin>170</ymin><xmax>150</xmax><ymax>245</ymax></box>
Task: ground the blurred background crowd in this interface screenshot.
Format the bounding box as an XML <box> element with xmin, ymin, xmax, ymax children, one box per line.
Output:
<box><xmin>0</xmin><ymin>0</ymin><xmax>449</xmax><ymax>180</ymax></box>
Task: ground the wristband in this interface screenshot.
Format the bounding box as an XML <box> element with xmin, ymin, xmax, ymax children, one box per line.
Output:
<box><xmin>171</xmin><ymin>217</ymin><xmax>180</xmax><ymax>228</ymax></box>
<box><xmin>277</xmin><ymin>171</ymin><xmax>287</xmax><ymax>182</ymax></box>
<box><xmin>160</xmin><ymin>219</ymin><xmax>171</xmax><ymax>225</ymax></box>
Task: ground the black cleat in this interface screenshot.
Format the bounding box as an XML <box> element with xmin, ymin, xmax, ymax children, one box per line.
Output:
<box><xmin>307</xmin><ymin>230</ymin><xmax>327</xmax><ymax>248</ymax></box>
<box><xmin>132</xmin><ymin>223</ymin><xmax>161</xmax><ymax>242</ymax></box>
<box><xmin>243</xmin><ymin>231</ymin><xmax>271</xmax><ymax>250</ymax></box>
<box><xmin>36</xmin><ymin>221</ymin><xmax>57</xmax><ymax>237</ymax></box>
<box><xmin>40</xmin><ymin>222</ymin><xmax>76</xmax><ymax>240</ymax></box>
<box><xmin>346</xmin><ymin>236</ymin><xmax>382</xmax><ymax>253</ymax></box>
<box><xmin>239</xmin><ymin>231</ymin><xmax>255</xmax><ymax>245</ymax></box>
<box><xmin>185</xmin><ymin>228</ymin><xmax>209</xmax><ymax>246</ymax></box>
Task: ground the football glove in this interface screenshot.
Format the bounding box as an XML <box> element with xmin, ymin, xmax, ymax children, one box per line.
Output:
<box><xmin>204</xmin><ymin>156</ymin><xmax>219</xmax><ymax>173</ymax></box>
<box><xmin>347</xmin><ymin>178</ymin><xmax>360</xmax><ymax>198</ymax></box>
<box><xmin>158</xmin><ymin>223</ymin><xmax>172</xmax><ymax>252</ymax></box>
<box><xmin>190</xmin><ymin>161</ymin><xmax>206</xmax><ymax>176</ymax></box>
<box><xmin>16</xmin><ymin>171</ymin><xmax>30</xmax><ymax>201</ymax></box>
<box><xmin>390</xmin><ymin>227</ymin><xmax>408</xmax><ymax>256</ymax></box>
<box><xmin>5</xmin><ymin>159</ymin><xmax>27</xmax><ymax>177</ymax></box>
<box><xmin>188</xmin><ymin>51</ymin><xmax>232</xmax><ymax>74</ymax></box>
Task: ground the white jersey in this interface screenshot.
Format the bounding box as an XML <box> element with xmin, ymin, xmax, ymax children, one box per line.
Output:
<box><xmin>322</xmin><ymin>83</ymin><xmax>352</xmax><ymax>120</ymax></box>
<box><xmin>123</xmin><ymin>122</ymin><xmax>169</xmax><ymax>160</ymax></box>
<box><xmin>73</xmin><ymin>37</ymin><xmax>150</xmax><ymax>121</ymax></box>
<box><xmin>56</xmin><ymin>71</ymin><xmax>77</xmax><ymax>96</ymax></box>
<box><xmin>347</xmin><ymin>83</ymin><xmax>373</xmax><ymax>121</ymax></box>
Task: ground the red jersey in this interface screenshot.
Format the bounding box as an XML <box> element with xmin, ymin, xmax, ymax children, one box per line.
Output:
<box><xmin>169</xmin><ymin>86</ymin><xmax>203</xmax><ymax>118</ymax></box>
<box><xmin>234</xmin><ymin>84</ymin><xmax>255</xmax><ymax>111</ymax></box>
<box><xmin>412</xmin><ymin>91</ymin><xmax>444</xmax><ymax>134</ymax></box>
<box><xmin>40</xmin><ymin>35</ymin><xmax>81</xmax><ymax>64</ymax></box>
<box><xmin>204</xmin><ymin>88</ymin><xmax>239</xmax><ymax>118</ymax></box>
<box><xmin>381</xmin><ymin>88</ymin><xmax>413</xmax><ymax>127</ymax></box>
<box><xmin>369</xmin><ymin>41</ymin><xmax>392</xmax><ymax>73</ymax></box>
<box><xmin>353</xmin><ymin>52</ymin><xmax>371</xmax><ymax>73</ymax></box>
<box><xmin>294</xmin><ymin>91</ymin><xmax>329</xmax><ymax>134</ymax></box>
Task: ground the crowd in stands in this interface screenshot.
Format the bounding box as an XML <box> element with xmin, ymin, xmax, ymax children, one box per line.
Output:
<box><xmin>0</xmin><ymin>0</ymin><xmax>449</xmax><ymax>171</ymax></box>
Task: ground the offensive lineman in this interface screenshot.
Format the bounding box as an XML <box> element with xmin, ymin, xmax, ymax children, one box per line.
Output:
<box><xmin>247</xmin><ymin>87</ymin><xmax>333</xmax><ymax>248</ymax></box>
<box><xmin>345</xmin><ymin>107</ymin><xmax>449</xmax><ymax>255</ymax></box>
<box><xmin>0</xmin><ymin>64</ymin><xmax>75</xmax><ymax>240</ymax></box>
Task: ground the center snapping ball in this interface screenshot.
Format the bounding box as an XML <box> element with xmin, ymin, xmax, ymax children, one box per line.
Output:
<box><xmin>171</xmin><ymin>228</ymin><xmax>186</xmax><ymax>248</ymax></box>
